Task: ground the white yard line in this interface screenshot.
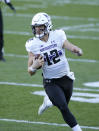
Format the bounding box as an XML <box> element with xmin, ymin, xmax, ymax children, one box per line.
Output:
<box><xmin>61</xmin><ymin>23</ymin><xmax>99</xmax><ymax>32</ymax></box>
<box><xmin>3</xmin><ymin>13</ymin><xmax>99</xmax><ymax>41</ymax></box>
<box><xmin>4</xmin><ymin>53</ymin><xmax>99</xmax><ymax>63</ymax></box>
<box><xmin>74</xmin><ymin>88</ymin><xmax>99</xmax><ymax>92</ymax></box>
<box><xmin>5</xmin><ymin>0</ymin><xmax>99</xmax><ymax>6</ymax></box>
<box><xmin>5</xmin><ymin>53</ymin><xmax>28</xmax><ymax>58</ymax></box>
<box><xmin>1</xmin><ymin>81</ymin><xmax>99</xmax><ymax>103</ymax></box>
<box><xmin>84</xmin><ymin>82</ymin><xmax>99</xmax><ymax>87</ymax></box>
<box><xmin>67</xmin><ymin>58</ymin><xmax>98</xmax><ymax>63</ymax></box>
<box><xmin>32</xmin><ymin>90</ymin><xmax>99</xmax><ymax>103</ymax></box>
<box><xmin>4</xmin><ymin>30</ymin><xmax>99</xmax><ymax>40</ymax></box>
<box><xmin>0</xmin><ymin>82</ymin><xmax>43</xmax><ymax>88</ymax></box>
<box><xmin>4</xmin><ymin>30</ymin><xmax>31</xmax><ymax>36</ymax></box>
<box><xmin>53</xmin><ymin>0</ymin><xmax>99</xmax><ymax>6</ymax></box>
<box><xmin>0</xmin><ymin>118</ymin><xmax>99</xmax><ymax>130</ymax></box>
<box><xmin>4</xmin><ymin>13</ymin><xmax>99</xmax><ymax>22</ymax></box>
<box><xmin>0</xmin><ymin>82</ymin><xmax>99</xmax><ymax>91</ymax></box>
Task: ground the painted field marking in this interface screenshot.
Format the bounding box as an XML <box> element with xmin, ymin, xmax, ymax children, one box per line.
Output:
<box><xmin>3</xmin><ymin>12</ymin><xmax>99</xmax><ymax>40</ymax></box>
<box><xmin>32</xmin><ymin>90</ymin><xmax>99</xmax><ymax>103</ymax></box>
<box><xmin>53</xmin><ymin>0</ymin><xmax>99</xmax><ymax>6</ymax></box>
<box><xmin>4</xmin><ymin>53</ymin><xmax>99</xmax><ymax>63</ymax></box>
<box><xmin>0</xmin><ymin>118</ymin><xmax>99</xmax><ymax>130</ymax></box>
<box><xmin>61</xmin><ymin>23</ymin><xmax>99</xmax><ymax>32</ymax></box>
<box><xmin>4</xmin><ymin>30</ymin><xmax>99</xmax><ymax>40</ymax></box>
<box><xmin>0</xmin><ymin>82</ymin><xmax>43</xmax><ymax>88</ymax></box>
<box><xmin>0</xmin><ymin>81</ymin><xmax>99</xmax><ymax>103</ymax></box>
<box><xmin>4</xmin><ymin>12</ymin><xmax>99</xmax><ymax>22</ymax></box>
<box><xmin>0</xmin><ymin>81</ymin><xmax>99</xmax><ymax>90</ymax></box>
<box><xmin>3</xmin><ymin>0</ymin><xmax>99</xmax><ymax>6</ymax></box>
<box><xmin>84</xmin><ymin>82</ymin><xmax>99</xmax><ymax>87</ymax></box>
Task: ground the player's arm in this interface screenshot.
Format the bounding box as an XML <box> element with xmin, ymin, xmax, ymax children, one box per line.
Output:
<box><xmin>4</xmin><ymin>0</ymin><xmax>16</xmax><ymax>13</ymax></box>
<box><xmin>63</xmin><ymin>40</ymin><xmax>83</xmax><ymax>56</ymax></box>
<box><xmin>28</xmin><ymin>52</ymin><xmax>44</xmax><ymax>76</ymax></box>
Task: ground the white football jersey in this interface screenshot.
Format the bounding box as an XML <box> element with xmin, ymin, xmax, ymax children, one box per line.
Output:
<box><xmin>25</xmin><ymin>29</ymin><xmax>75</xmax><ymax>80</ymax></box>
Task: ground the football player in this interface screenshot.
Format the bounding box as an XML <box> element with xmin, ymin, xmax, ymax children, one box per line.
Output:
<box><xmin>25</xmin><ymin>12</ymin><xmax>83</xmax><ymax>131</ymax></box>
<box><xmin>0</xmin><ymin>0</ymin><xmax>16</xmax><ymax>61</ymax></box>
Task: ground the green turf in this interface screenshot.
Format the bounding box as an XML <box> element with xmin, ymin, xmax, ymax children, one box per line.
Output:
<box><xmin>0</xmin><ymin>0</ymin><xmax>99</xmax><ymax>130</ymax></box>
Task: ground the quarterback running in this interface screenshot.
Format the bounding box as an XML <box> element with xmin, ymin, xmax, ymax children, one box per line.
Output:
<box><xmin>25</xmin><ymin>12</ymin><xmax>83</xmax><ymax>131</ymax></box>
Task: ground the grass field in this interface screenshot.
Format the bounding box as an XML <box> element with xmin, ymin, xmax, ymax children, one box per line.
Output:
<box><xmin>0</xmin><ymin>0</ymin><xmax>99</xmax><ymax>130</ymax></box>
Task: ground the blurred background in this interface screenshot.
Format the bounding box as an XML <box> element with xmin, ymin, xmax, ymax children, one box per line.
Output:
<box><xmin>0</xmin><ymin>0</ymin><xmax>99</xmax><ymax>130</ymax></box>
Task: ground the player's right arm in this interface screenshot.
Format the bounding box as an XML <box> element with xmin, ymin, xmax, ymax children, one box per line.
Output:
<box><xmin>63</xmin><ymin>40</ymin><xmax>83</xmax><ymax>56</ymax></box>
<box><xmin>28</xmin><ymin>52</ymin><xmax>35</xmax><ymax>76</ymax></box>
<box><xmin>28</xmin><ymin>52</ymin><xmax>44</xmax><ymax>76</ymax></box>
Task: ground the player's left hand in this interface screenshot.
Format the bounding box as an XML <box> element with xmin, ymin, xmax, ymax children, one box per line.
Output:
<box><xmin>77</xmin><ymin>49</ymin><xmax>83</xmax><ymax>56</ymax></box>
<box><xmin>73</xmin><ymin>48</ymin><xmax>83</xmax><ymax>56</ymax></box>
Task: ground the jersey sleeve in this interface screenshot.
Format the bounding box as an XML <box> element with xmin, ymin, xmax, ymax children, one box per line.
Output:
<box><xmin>59</xmin><ymin>30</ymin><xmax>67</xmax><ymax>46</ymax></box>
<box><xmin>56</xmin><ymin>30</ymin><xmax>67</xmax><ymax>47</ymax></box>
<box><xmin>25</xmin><ymin>39</ymin><xmax>34</xmax><ymax>53</ymax></box>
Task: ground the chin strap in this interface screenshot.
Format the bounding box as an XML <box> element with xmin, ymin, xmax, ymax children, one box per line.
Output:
<box><xmin>36</xmin><ymin>31</ymin><xmax>48</xmax><ymax>39</ymax></box>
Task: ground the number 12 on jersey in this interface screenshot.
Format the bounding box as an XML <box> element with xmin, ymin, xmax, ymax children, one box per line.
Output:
<box><xmin>44</xmin><ymin>49</ymin><xmax>61</xmax><ymax>66</ymax></box>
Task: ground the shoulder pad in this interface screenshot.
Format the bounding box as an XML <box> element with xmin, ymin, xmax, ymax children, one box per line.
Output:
<box><xmin>26</xmin><ymin>38</ymin><xmax>34</xmax><ymax>43</ymax></box>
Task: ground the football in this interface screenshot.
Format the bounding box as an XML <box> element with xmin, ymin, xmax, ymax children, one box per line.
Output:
<box><xmin>35</xmin><ymin>54</ymin><xmax>42</xmax><ymax>69</ymax></box>
<box><xmin>35</xmin><ymin>54</ymin><xmax>41</xmax><ymax>59</ymax></box>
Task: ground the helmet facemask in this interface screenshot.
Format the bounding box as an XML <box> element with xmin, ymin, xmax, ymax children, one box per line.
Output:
<box><xmin>31</xmin><ymin>12</ymin><xmax>52</xmax><ymax>39</ymax></box>
<box><xmin>31</xmin><ymin>24</ymin><xmax>49</xmax><ymax>39</ymax></box>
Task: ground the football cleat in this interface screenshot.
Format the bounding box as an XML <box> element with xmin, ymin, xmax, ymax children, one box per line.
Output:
<box><xmin>38</xmin><ymin>95</ymin><xmax>53</xmax><ymax>115</ymax></box>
